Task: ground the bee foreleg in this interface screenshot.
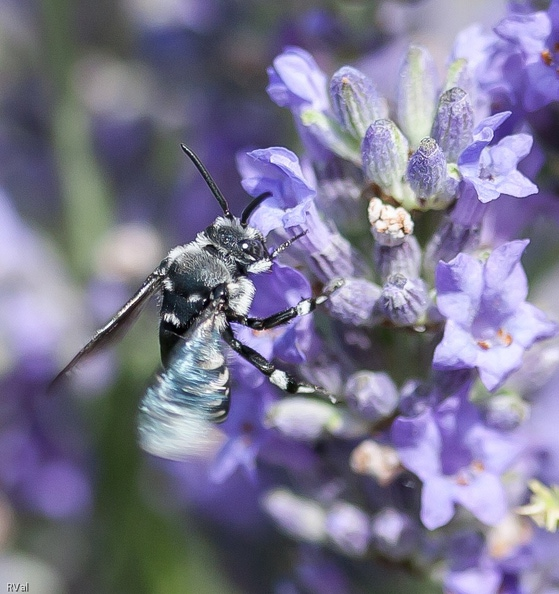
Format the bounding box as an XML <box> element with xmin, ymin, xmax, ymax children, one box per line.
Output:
<box><xmin>229</xmin><ymin>278</ymin><xmax>344</xmax><ymax>330</ymax></box>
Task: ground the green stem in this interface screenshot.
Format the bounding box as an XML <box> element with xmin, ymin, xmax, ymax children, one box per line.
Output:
<box><xmin>42</xmin><ymin>0</ymin><xmax>113</xmax><ymax>278</ymax></box>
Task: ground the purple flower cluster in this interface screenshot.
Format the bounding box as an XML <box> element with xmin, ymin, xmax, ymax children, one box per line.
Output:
<box><xmin>0</xmin><ymin>192</ymin><xmax>92</xmax><ymax>520</ymax></box>
<box><xmin>168</xmin><ymin>2</ymin><xmax>559</xmax><ymax>591</ymax></box>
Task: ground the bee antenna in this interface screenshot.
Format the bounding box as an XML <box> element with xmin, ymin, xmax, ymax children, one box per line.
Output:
<box><xmin>270</xmin><ymin>229</ymin><xmax>307</xmax><ymax>258</ymax></box>
<box><xmin>240</xmin><ymin>191</ymin><xmax>272</xmax><ymax>227</ymax></box>
<box><xmin>181</xmin><ymin>144</ymin><xmax>233</xmax><ymax>219</ymax></box>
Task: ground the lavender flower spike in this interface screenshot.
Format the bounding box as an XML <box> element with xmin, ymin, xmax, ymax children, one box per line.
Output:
<box><xmin>433</xmin><ymin>240</ymin><xmax>558</xmax><ymax>391</ymax></box>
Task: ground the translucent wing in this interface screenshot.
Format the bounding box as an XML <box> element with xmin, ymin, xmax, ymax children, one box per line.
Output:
<box><xmin>50</xmin><ymin>268</ymin><xmax>165</xmax><ymax>389</ymax></box>
<box><xmin>138</xmin><ymin>300</ymin><xmax>230</xmax><ymax>460</ymax></box>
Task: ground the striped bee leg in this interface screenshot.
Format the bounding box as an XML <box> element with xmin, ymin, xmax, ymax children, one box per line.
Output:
<box><xmin>232</xmin><ymin>278</ymin><xmax>344</xmax><ymax>331</ymax></box>
<box><xmin>222</xmin><ymin>325</ymin><xmax>328</xmax><ymax>396</ymax></box>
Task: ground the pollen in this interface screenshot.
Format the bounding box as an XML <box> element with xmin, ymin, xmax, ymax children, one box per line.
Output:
<box><xmin>542</xmin><ymin>49</ymin><xmax>554</xmax><ymax>66</ymax></box>
<box><xmin>455</xmin><ymin>471</ymin><xmax>470</xmax><ymax>486</ymax></box>
<box><xmin>471</xmin><ymin>460</ymin><xmax>485</xmax><ymax>473</ymax></box>
<box><xmin>477</xmin><ymin>328</ymin><xmax>513</xmax><ymax>350</ymax></box>
<box><xmin>497</xmin><ymin>328</ymin><xmax>513</xmax><ymax>347</ymax></box>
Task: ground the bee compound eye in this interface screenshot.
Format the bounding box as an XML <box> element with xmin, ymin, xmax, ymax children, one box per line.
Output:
<box><xmin>241</xmin><ymin>239</ymin><xmax>265</xmax><ymax>260</ymax></box>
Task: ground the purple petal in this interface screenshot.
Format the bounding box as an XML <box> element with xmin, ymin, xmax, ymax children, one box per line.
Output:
<box><xmin>470</xmin><ymin>178</ymin><xmax>501</xmax><ymax>203</ymax></box>
<box><xmin>267</xmin><ymin>46</ymin><xmax>329</xmax><ymax>111</ymax></box>
<box><xmin>391</xmin><ymin>409</ymin><xmax>442</xmax><ymax>480</ymax></box>
<box><xmin>237</xmin><ymin>147</ymin><xmax>316</xmax><ymax>235</ymax></box>
<box><xmin>453</xmin><ymin>471</ymin><xmax>507</xmax><ymax>525</ymax></box>
<box><xmin>250</xmin><ymin>262</ymin><xmax>311</xmax><ymax>317</ymax></box>
<box><xmin>472</xmin><ymin>111</ymin><xmax>512</xmax><ymax>137</ymax></box>
<box><xmin>421</xmin><ymin>476</ymin><xmax>455</xmax><ymax>529</ymax></box>
<box><xmin>445</xmin><ymin>561</ymin><xmax>501</xmax><ymax>594</ymax></box>
<box><xmin>494</xmin><ymin>133</ymin><xmax>534</xmax><ymax>162</ymax></box>
<box><xmin>209</xmin><ymin>436</ymin><xmax>259</xmax><ymax>483</ymax></box>
<box><xmin>433</xmin><ymin>320</ymin><xmax>479</xmax><ymax>370</ymax></box>
<box><xmin>435</xmin><ymin>253</ymin><xmax>483</xmax><ymax>325</ymax></box>
<box><xmin>506</xmin><ymin>302</ymin><xmax>559</xmax><ymax>348</ymax></box>
<box><xmin>458</xmin><ymin>111</ymin><xmax>511</xmax><ymax>166</ymax></box>
<box><xmin>494</xmin><ymin>12</ymin><xmax>551</xmax><ymax>58</ymax></box>
<box><xmin>494</xmin><ymin>170</ymin><xmax>538</xmax><ymax>198</ymax></box>
<box><xmin>475</xmin><ymin>341</ymin><xmax>525</xmax><ymax>391</ymax></box>
<box><xmin>524</xmin><ymin>61</ymin><xmax>559</xmax><ymax>110</ymax></box>
<box><xmin>482</xmin><ymin>239</ymin><xmax>529</xmax><ymax>312</ymax></box>
<box><xmin>464</xmin><ymin>423</ymin><xmax>521</xmax><ymax>474</ymax></box>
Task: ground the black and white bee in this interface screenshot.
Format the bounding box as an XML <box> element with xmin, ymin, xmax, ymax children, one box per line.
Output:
<box><xmin>54</xmin><ymin>144</ymin><xmax>342</xmax><ymax>459</ymax></box>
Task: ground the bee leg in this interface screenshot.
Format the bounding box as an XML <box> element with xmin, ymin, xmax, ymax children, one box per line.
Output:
<box><xmin>232</xmin><ymin>278</ymin><xmax>344</xmax><ymax>330</ymax></box>
<box><xmin>222</xmin><ymin>325</ymin><xmax>328</xmax><ymax>396</ymax></box>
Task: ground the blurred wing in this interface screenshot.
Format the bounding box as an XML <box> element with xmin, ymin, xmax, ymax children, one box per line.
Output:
<box><xmin>138</xmin><ymin>302</ymin><xmax>230</xmax><ymax>460</ymax></box>
<box><xmin>50</xmin><ymin>269</ymin><xmax>165</xmax><ymax>389</ymax></box>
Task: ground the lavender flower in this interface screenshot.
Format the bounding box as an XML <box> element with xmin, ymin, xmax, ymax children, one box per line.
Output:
<box><xmin>237</xmin><ymin>146</ymin><xmax>366</xmax><ymax>281</ymax></box>
<box><xmin>458</xmin><ymin>131</ymin><xmax>538</xmax><ymax>203</ymax></box>
<box><xmin>494</xmin><ymin>2</ymin><xmax>559</xmax><ymax>111</ymax></box>
<box><xmin>267</xmin><ymin>47</ymin><xmax>358</xmax><ymax>162</ymax></box>
<box><xmin>391</xmin><ymin>386</ymin><xmax>520</xmax><ymax>530</ymax></box>
<box><xmin>433</xmin><ymin>240</ymin><xmax>558</xmax><ymax>391</ymax></box>
<box><xmin>370</xmin><ymin>508</ymin><xmax>420</xmax><ymax>561</ymax></box>
<box><xmin>443</xmin><ymin>532</ymin><xmax>502</xmax><ymax>594</ymax></box>
<box><xmin>0</xmin><ymin>192</ymin><xmax>93</xmax><ymax>520</ymax></box>
<box><xmin>267</xmin><ymin>46</ymin><xmax>330</xmax><ymax>114</ymax></box>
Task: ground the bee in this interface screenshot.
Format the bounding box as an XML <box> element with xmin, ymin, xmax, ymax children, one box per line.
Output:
<box><xmin>54</xmin><ymin>145</ymin><xmax>342</xmax><ymax>459</ymax></box>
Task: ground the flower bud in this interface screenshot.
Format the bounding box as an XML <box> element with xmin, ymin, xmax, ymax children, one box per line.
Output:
<box><xmin>330</xmin><ymin>66</ymin><xmax>388</xmax><ymax>139</ymax></box>
<box><xmin>396</xmin><ymin>44</ymin><xmax>438</xmax><ymax>147</ymax></box>
<box><xmin>482</xmin><ymin>392</ymin><xmax>531</xmax><ymax>431</ymax></box>
<box><xmin>431</xmin><ymin>87</ymin><xmax>474</xmax><ymax>163</ymax></box>
<box><xmin>374</xmin><ymin>274</ymin><xmax>428</xmax><ymax>326</ymax></box>
<box><xmin>370</xmin><ymin>508</ymin><xmax>420</xmax><ymax>561</ymax></box>
<box><xmin>444</xmin><ymin>58</ymin><xmax>473</xmax><ymax>98</ymax></box>
<box><xmin>325</xmin><ymin>502</ymin><xmax>371</xmax><ymax>557</ymax></box>
<box><xmin>265</xmin><ymin>397</ymin><xmax>369</xmax><ymax>441</ymax></box>
<box><xmin>326</xmin><ymin>277</ymin><xmax>381</xmax><ymax>327</ymax></box>
<box><xmin>362</xmin><ymin>119</ymin><xmax>410</xmax><ymax>203</ymax></box>
<box><xmin>374</xmin><ymin>235</ymin><xmax>422</xmax><ymax>282</ymax></box>
<box><xmin>262</xmin><ymin>489</ymin><xmax>327</xmax><ymax>543</ymax></box>
<box><xmin>344</xmin><ymin>371</ymin><xmax>399</xmax><ymax>421</ymax></box>
<box><xmin>407</xmin><ymin>137</ymin><xmax>453</xmax><ymax>208</ymax></box>
<box><xmin>398</xmin><ymin>379</ymin><xmax>439</xmax><ymax>417</ymax></box>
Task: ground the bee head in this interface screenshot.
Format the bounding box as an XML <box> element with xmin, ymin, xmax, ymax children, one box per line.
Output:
<box><xmin>206</xmin><ymin>217</ymin><xmax>272</xmax><ymax>274</ymax></box>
